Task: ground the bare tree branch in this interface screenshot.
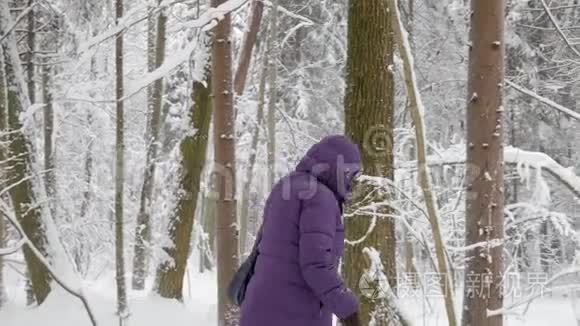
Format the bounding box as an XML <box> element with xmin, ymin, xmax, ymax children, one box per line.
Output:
<box><xmin>0</xmin><ymin>4</ymin><xmax>36</xmax><ymax>44</ymax></box>
<box><xmin>506</xmin><ymin>80</ymin><xmax>580</xmax><ymax>121</ymax></box>
<box><xmin>540</xmin><ymin>0</ymin><xmax>580</xmax><ymax>58</ymax></box>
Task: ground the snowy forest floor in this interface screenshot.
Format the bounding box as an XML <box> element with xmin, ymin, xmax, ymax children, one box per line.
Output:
<box><xmin>1</xmin><ymin>262</ymin><xmax>577</xmax><ymax>326</ymax></box>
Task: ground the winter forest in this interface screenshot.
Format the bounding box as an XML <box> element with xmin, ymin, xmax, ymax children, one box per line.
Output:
<box><xmin>0</xmin><ymin>0</ymin><xmax>580</xmax><ymax>325</ymax></box>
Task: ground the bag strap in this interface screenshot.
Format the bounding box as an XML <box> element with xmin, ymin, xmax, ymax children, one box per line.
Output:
<box><xmin>250</xmin><ymin>223</ymin><xmax>263</xmax><ymax>254</ymax></box>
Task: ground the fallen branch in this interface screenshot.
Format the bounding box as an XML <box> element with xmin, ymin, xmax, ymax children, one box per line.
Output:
<box><xmin>387</xmin><ymin>1</ymin><xmax>458</xmax><ymax>325</ymax></box>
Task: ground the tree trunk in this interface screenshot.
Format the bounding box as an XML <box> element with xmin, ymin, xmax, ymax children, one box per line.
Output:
<box><xmin>26</xmin><ymin>0</ymin><xmax>35</xmax><ymax>104</ymax></box>
<box><xmin>203</xmin><ymin>193</ymin><xmax>216</xmax><ymax>261</ymax></box>
<box><xmin>238</xmin><ymin>47</ymin><xmax>267</xmax><ymax>255</ymax></box>
<box><xmin>79</xmin><ymin>111</ymin><xmax>93</xmax><ymax>220</ymax></box>
<box><xmin>211</xmin><ymin>0</ymin><xmax>239</xmax><ymax>323</ymax></box>
<box><xmin>0</xmin><ymin>1</ymin><xmax>52</xmax><ymax>305</ymax></box>
<box><xmin>233</xmin><ymin>0</ymin><xmax>264</xmax><ymax>95</ymax></box>
<box><xmin>0</xmin><ymin>212</ymin><xmax>4</xmax><ymax>309</ymax></box>
<box><xmin>5</xmin><ymin>56</ymin><xmax>52</xmax><ymax>306</ymax></box>
<box><xmin>462</xmin><ymin>1</ymin><xmax>506</xmax><ymax>326</ymax></box>
<box><xmin>403</xmin><ymin>4</ymin><xmax>416</xmax><ymax>279</ymax></box>
<box><xmin>266</xmin><ymin>0</ymin><xmax>279</xmax><ymax>191</ymax></box>
<box><xmin>114</xmin><ymin>0</ymin><xmax>129</xmax><ymax>322</ymax></box>
<box><xmin>25</xmin><ymin>0</ymin><xmax>38</xmax><ymax>306</ymax></box>
<box><xmin>0</xmin><ymin>41</ymin><xmax>6</xmax><ymax>310</ymax></box>
<box><xmin>42</xmin><ymin>63</ymin><xmax>55</xmax><ymax>218</ymax></box>
<box><xmin>155</xmin><ymin>67</ymin><xmax>212</xmax><ymax>300</ymax></box>
<box><xmin>132</xmin><ymin>2</ymin><xmax>166</xmax><ymax>291</ymax></box>
<box><xmin>79</xmin><ymin>51</ymin><xmax>97</xmax><ymax>235</ymax></box>
<box><xmin>343</xmin><ymin>0</ymin><xmax>397</xmax><ymax>324</ymax></box>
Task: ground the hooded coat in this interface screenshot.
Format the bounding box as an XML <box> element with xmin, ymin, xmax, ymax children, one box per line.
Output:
<box><xmin>239</xmin><ymin>135</ymin><xmax>361</xmax><ymax>326</ymax></box>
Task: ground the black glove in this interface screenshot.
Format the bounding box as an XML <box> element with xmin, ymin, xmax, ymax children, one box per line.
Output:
<box><xmin>342</xmin><ymin>311</ymin><xmax>361</xmax><ymax>326</ymax></box>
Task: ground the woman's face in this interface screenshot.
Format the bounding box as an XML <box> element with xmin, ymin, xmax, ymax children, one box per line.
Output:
<box><xmin>342</xmin><ymin>166</ymin><xmax>361</xmax><ymax>198</ymax></box>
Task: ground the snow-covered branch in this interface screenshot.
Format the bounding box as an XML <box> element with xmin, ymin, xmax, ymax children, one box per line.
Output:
<box><xmin>79</xmin><ymin>0</ymin><xmax>249</xmax><ymax>54</ymax></box>
<box><xmin>261</xmin><ymin>0</ymin><xmax>314</xmax><ymax>25</ymax></box>
<box><xmin>0</xmin><ymin>202</ymin><xmax>98</xmax><ymax>326</ymax></box>
<box><xmin>446</xmin><ymin>238</ymin><xmax>503</xmax><ymax>253</ymax></box>
<box><xmin>73</xmin><ymin>0</ymin><xmax>249</xmax><ymax>103</ymax></box>
<box><xmin>362</xmin><ymin>247</ymin><xmax>413</xmax><ymax>326</ymax></box>
<box><xmin>409</xmin><ymin>144</ymin><xmax>580</xmax><ymax>199</ymax></box>
<box><xmin>507</xmin><ymin>80</ymin><xmax>580</xmax><ymax>121</ymax></box>
<box><xmin>505</xmin><ymin>146</ymin><xmax>580</xmax><ymax>198</ymax></box>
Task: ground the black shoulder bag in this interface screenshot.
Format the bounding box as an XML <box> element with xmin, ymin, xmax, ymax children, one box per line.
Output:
<box><xmin>227</xmin><ymin>226</ymin><xmax>263</xmax><ymax>306</ymax></box>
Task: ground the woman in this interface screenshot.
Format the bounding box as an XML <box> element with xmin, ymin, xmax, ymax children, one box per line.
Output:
<box><xmin>240</xmin><ymin>135</ymin><xmax>362</xmax><ymax>326</ymax></box>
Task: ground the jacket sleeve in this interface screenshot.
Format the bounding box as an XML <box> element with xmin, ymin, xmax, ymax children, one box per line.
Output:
<box><xmin>298</xmin><ymin>191</ymin><xmax>359</xmax><ymax>319</ymax></box>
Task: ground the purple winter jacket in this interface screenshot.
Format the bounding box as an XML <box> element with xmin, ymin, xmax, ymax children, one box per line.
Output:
<box><xmin>239</xmin><ymin>135</ymin><xmax>361</xmax><ymax>326</ymax></box>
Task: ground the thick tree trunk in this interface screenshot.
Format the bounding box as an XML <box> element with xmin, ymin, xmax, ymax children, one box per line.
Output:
<box><xmin>211</xmin><ymin>0</ymin><xmax>239</xmax><ymax>323</ymax></box>
<box><xmin>114</xmin><ymin>0</ymin><xmax>128</xmax><ymax>322</ymax></box>
<box><xmin>0</xmin><ymin>2</ymin><xmax>52</xmax><ymax>304</ymax></box>
<box><xmin>132</xmin><ymin>2</ymin><xmax>166</xmax><ymax>291</ymax></box>
<box><xmin>156</xmin><ymin>69</ymin><xmax>212</xmax><ymax>300</ymax></box>
<box><xmin>462</xmin><ymin>1</ymin><xmax>506</xmax><ymax>326</ymax></box>
<box><xmin>5</xmin><ymin>58</ymin><xmax>52</xmax><ymax>306</ymax></box>
<box><xmin>233</xmin><ymin>0</ymin><xmax>264</xmax><ymax>95</ymax></box>
<box><xmin>343</xmin><ymin>0</ymin><xmax>397</xmax><ymax>324</ymax></box>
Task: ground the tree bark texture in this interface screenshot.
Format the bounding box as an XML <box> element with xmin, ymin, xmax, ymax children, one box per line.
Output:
<box><xmin>211</xmin><ymin>0</ymin><xmax>239</xmax><ymax>323</ymax></box>
<box><xmin>132</xmin><ymin>2</ymin><xmax>167</xmax><ymax>291</ymax></box>
<box><xmin>114</xmin><ymin>0</ymin><xmax>129</xmax><ymax>320</ymax></box>
<box><xmin>462</xmin><ymin>1</ymin><xmax>506</xmax><ymax>326</ymax></box>
<box><xmin>0</xmin><ymin>24</ymin><xmax>52</xmax><ymax>305</ymax></box>
<box><xmin>343</xmin><ymin>0</ymin><xmax>397</xmax><ymax>324</ymax></box>
<box><xmin>156</xmin><ymin>68</ymin><xmax>212</xmax><ymax>300</ymax></box>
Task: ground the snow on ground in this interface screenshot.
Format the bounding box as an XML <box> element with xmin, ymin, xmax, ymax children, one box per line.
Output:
<box><xmin>0</xmin><ymin>264</ymin><xmax>218</xmax><ymax>326</ymax></box>
<box><xmin>1</xmin><ymin>264</ymin><xmax>577</xmax><ymax>326</ymax></box>
<box><xmin>400</xmin><ymin>296</ymin><xmax>577</xmax><ymax>326</ymax></box>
